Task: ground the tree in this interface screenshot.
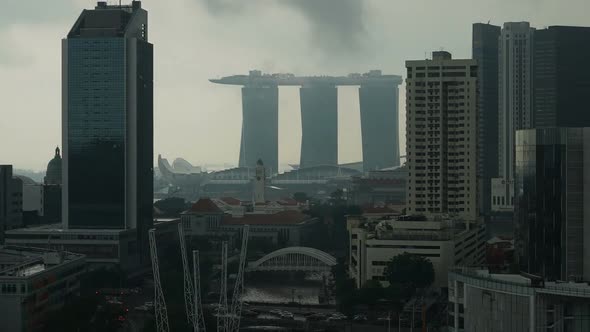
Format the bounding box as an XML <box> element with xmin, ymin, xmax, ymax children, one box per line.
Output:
<box><xmin>293</xmin><ymin>192</ymin><xmax>309</xmax><ymax>203</ymax></box>
<box><xmin>153</xmin><ymin>197</ymin><xmax>189</xmax><ymax>217</ymax></box>
<box><xmin>384</xmin><ymin>253</ymin><xmax>434</xmax><ymax>298</ymax></box>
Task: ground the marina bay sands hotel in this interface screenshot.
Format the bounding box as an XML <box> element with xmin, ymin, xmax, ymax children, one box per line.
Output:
<box><xmin>210</xmin><ymin>70</ymin><xmax>403</xmax><ymax>174</ymax></box>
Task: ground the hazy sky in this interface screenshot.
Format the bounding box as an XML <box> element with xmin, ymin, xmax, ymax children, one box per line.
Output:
<box><xmin>1</xmin><ymin>0</ymin><xmax>589</xmax><ymax>171</ymax></box>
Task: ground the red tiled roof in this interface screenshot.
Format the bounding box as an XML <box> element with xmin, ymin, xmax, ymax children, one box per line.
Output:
<box><xmin>188</xmin><ymin>198</ymin><xmax>223</xmax><ymax>213</ymax></box>
<box><xmin>219</xmin><ymin>197</ymin><xmax>242</xmax><ymax>206</ymax></box>
<box><xmin>221</xmin><ymin>210</ymin><xmax>313</xmax><ymax>226</ymax></box>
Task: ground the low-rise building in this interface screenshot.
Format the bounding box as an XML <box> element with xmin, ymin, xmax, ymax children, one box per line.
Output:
<box><xmin>1</xmin><ymin>165</ymin><xmax>23</xmax><ymax>242</ymax></box>
<box><xmin>448</xmin><ymin>268</ymin><xmax>590</xmax><ymax>332</ymax></box>
<box><xmin>348</xmin><ymin>216</ymin><xmax>485</xmax><ymax>289</ymax></box>
<box><xmin>181</xmin><ymin>198</ymin><xmax>319</xmax><ymax>247</ymax></box>
<box><xmin>351</xmin><ymin>166</ymin><xmax>407</xmax><ymax>207</ymax></box>
<box><xmin>4</xmin><ymin>219</ymin><xmax>178</xmax><ymax>277</ymax></box>
<box><xmin>0</xmin><ymin>245</ymin><xmax>86</xmax><ymax>332</ymax></box>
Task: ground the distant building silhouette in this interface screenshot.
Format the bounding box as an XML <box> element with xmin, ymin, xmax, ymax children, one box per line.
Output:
<box><xmin>211</xmin><ymin>70</ymin><xmax>402</xmax><ymax>173</ymax></box>
<box><xmin>472</xmin><ymin>23</ymin><xmax>500</xmax><ymax>217</ymax></box>
<box><xmin>44</xmin><ymin>147</ymin><xmax>62</xmax><ymax>185</ymax></box>
<box><xmin>0</xmin><ymin>165</ymin><xmax>23</xmax><ymax>242</ymax></box>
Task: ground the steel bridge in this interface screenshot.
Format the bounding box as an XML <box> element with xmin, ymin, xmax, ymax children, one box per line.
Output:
<box><xmin>246</xmin><ymin>247</ymin><xmax>337</xmax><ymax>272</ymax></box>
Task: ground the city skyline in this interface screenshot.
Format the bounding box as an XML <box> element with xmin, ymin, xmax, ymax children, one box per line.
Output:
<box><xmin>2</xmin><ymin>0</ymin><xmax>590</xmax><ymax>170</ymax></box>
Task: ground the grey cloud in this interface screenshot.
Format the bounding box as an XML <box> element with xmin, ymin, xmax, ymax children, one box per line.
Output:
<box><xmin>199</xmin><ymin>0</ymin><xmax>247</xmax><ymax>14</ymax></box>
<box><xmin>198</xmin><ymin>0</ymin><xmax>366</xmax><ymax>54</ymax></box>
<box><xmin>1</xmin><ymin>0</ymin><xmax>76</xmax><ymax>27</ymax></box>
<box><xmin>282</xmin><ymin>0</ymin><xmax>365</xmax><ymax>53</ymax></box>
<box><xmin>0</xmin><ymin>0</ymin><xmax>77</xmax><ymax>66</ymax></box>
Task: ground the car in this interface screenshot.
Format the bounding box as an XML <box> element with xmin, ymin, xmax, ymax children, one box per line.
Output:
<box><xmin>327</xmin><ymin>316</ymin><xmax>345</xmax><ymax>321</ymax></box>
<box><xmin>331</xmin><ymin>313</ymin><xmax>347</xmax><ymax>319</ymax></box>
<box><xmin>135</xmin><ymin>305</ymin><xmax>150</xmax><ymax>311</ymax></box>
<box><xmin>241</xmin><ymin>309</ymin><xmax>258</xmax><ymax>317</ymax></box>
<box><xmin>307</xmin><ymin>313</ymin><xmax>327</xmax><ymax>321</ymax></box>
<box><xmin>269</xmin><ymin>309</ymin><xmax>282</xmax><ymax>315</ymax></box>
<box><xmin>144</xmin><ymin>301</ymin><xmax>154</xmax><ymax>307</ymax></box>
<box><xmin>280</xmin><ymin>311</ymin><xmax>294</xmax><ymax>319</ymax></box>
<box><xmin>353</xmin><ymin>314</ymin><xmax>367</xmax><ymax>321</ymax></box>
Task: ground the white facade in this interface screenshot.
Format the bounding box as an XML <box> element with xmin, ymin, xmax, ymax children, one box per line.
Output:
<box><xmin>494</xmin><ymin>22</ymin><xmax>535</xmax><ymax>212</ymax></box>
<box><xmin>490</xmin><ymin>177</ymin><xmax>514</xmax><ymax>212</ymax></box>
<box><xmin>406</xmin><ymin>51</ymin><xmax>478</xmax><ymax>221</ymax></box>
<box><xmin>348</xmin><ymin>216</ymin><xmax>486</xmax><ymax>289</ymax></box>
<box><xmin>449</xmin><ymin>268</ymin><xmax>590</xmax><ymax>332</ymax></box>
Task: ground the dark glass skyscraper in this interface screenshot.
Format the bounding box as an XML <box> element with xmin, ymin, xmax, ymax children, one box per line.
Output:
<box><xmin>299</xmin><ymin>86</ymin><xmax>338</xmax><ymax>168</ymax></box>
<box><xmin>239</xmin><ymin>86</ymin><xmax>279</xmax><ymax>174</ymax></box>
<box><xmin>472</xmin><ymin>23</ymin><xmax>500</xmax><ymax>216</ymax></box>
<box><xmin>534</xmin><ymin>26</ymin><xmax>590</xmax><ymax>128</ymax></box>
<box><xmin>515</xmin><ymin>128</ymin><xmax>590</xmax><ymax>281</ymax></box>
<box><xmin>62</xmin><ymin>0</ymin><xmax>153</xmax><ymax>236</ymax></box>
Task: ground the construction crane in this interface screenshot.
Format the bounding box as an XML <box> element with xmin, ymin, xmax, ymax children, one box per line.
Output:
<box><xmin>178</xmin><ymin>223</ymin><xmax>197</xmax><ymax>330</ymax></box>
<box><xmin>149</xmin><ymin>228</ymin><xmax>170</xmax><ymax>332</ymax></box>
<box><xmin>228</xmin><ymin>226</ymin><xmax>249</xmax><ymax>332</ymax></box>
<box><xmin>192</xmin><ymin>250</ymin><xmax>207</xmax><ymax>332</ymax></box>
<box><xmin>217</xmin><ymin>241</ymin><xmax>229</xmax><ymax>332</ymax></box>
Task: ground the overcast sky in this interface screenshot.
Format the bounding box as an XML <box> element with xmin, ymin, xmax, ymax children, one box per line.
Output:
<box><xmin>1</xmin><ymin>0</ymin><xmax>589</xmax><ymax>171</ymax></box>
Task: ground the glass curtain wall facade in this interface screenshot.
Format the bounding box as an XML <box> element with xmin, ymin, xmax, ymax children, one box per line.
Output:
<box><xmin>472</xmin><ymin>23</ymin><xmax>500</xmax><ymax>216</ymax></box>
<box><xmin>63</xmin><ymin>1</ymin><xmax>153</xmax><ymax>249</ymax></box>
<box><xmin>515</xmin><ymin>128</ymin><xmax>590</xmax><ymax>281</ymax></box>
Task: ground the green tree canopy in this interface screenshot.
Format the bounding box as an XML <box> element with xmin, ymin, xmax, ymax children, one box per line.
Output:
<box><xmin>384</xmin><ymin>253</ymin><xmax>435</xmax><ymax>292</ymax></box>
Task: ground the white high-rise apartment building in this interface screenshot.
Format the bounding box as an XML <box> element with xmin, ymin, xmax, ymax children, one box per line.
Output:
<box><xmin>406</xmin><ymin>51</ymin><xmax>478</xmax><ymax>221</ymax></box>
<box><xmin>492</xmin><ymin>22</ymin><xmax>535</xmax><ymax>212</ymax></box>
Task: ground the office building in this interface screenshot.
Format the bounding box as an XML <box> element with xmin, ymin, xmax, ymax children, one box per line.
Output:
<box><xmin>405</xmin><ymin>51</ymin><xmax>478</xmax><ymax>221</ymax></box>
<box><xmin>515</xmin><ymin>127</ymin><xmax>590</xmax><ymax>282</ymax></box>
<box><xmin>299</xmin><ymin>85</ymin><xmax>338</xmax><ymax>168</ymax></box>
<box><xmin>348</xmin><ymin>215</ymin><xmax>485</xmax><ymax>289</ymax></box>
<box><xmin>0</xmin><ymin>246</ymin><xmax>86</xmax><ymax>332</ymax></box>
<box><xmin>0</xmin><ymin>166</ymin><xmax>23</xmax><ymax>242</ymax></box>
<box><xmin>493</xmin><ymin>22</ymin><xmax>535</xmax><ymax>212</ymax></box>
<box><xmin>449</xmin><ymin>268</ymin><xmax>590</xmax><ymax>332</ymax></box>
<box><xmin>44</xmin><ymin>147</ymin><xmax>62</xmax><ymax>185</ymax></box>
<box><xmin>62</xmin><ymin>1</ymin><xmax>153</xmax><ymax>263</ymax></box>
<box><xmin>472</xmin><ymin>23</ymin><xmax>500</xmax><ymax>216</ymax></box>
<box><xmin>43</xmin><ymin>147</ymin><xmax>62</xmax><ymax>224</ymax></box>
<box><xmin>534</xmin><ymin>26</ymin><xmax>590</xmax><ymax>128</ymax></box>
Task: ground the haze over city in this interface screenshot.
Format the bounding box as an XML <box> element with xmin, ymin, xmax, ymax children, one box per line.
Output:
<box><xmin>2</xmin><ymin>0</ymin><xmax>589</xmax><ymax>170</ymax></box>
